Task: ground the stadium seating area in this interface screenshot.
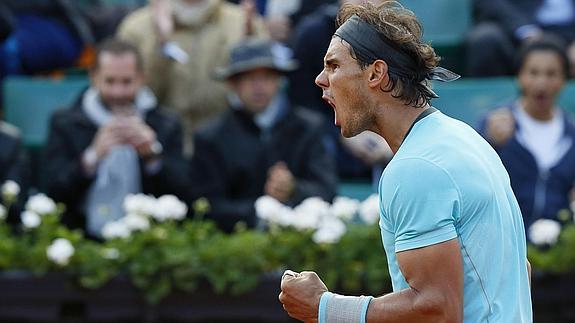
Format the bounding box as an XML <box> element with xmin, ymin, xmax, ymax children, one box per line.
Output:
<box><xmin>5</xmin><ymin>74</ymin><xmax>575</xmax><ymax>199</ymax></box>
<box><xmin>400</xmin><ymin>0</ymin><xmax>472</xmax><ymax>72</ymax></box>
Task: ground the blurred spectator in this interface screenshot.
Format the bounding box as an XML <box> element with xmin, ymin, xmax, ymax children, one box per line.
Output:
<box><xmin>80</xmin><ymin>0</ymin><xmax>148</xmax><ymax>43</ymax></box>
<box><xmin>226</xmin><ymin>0</ymin><xmax>267</xmax><ymax>15</ymax></box>
<box><xmin>288</xmin><ymin>0</ymin><xmax>386</xmax><ymax>179</ymax></box>
<box><xmin>479</xmin><ymin>37</ymin><xmax>574</xmax><ymax>230</ymax></box>
<box><xmin>226</xmin><ymin>0</ymin><xmax>330</xmax><ymax>24</ymax></box>
<box><xmin>43</xmin><ymin>39</ymin><xmax>188</xmax><ymax>238</ymax></box>
<box><xmin>117</xmin><ymin>0</ymin><xmax>268</xmax><ymax>155</ymax></box>
<box><xmin>467</xmin><ymin>0</ymin><xmax>575</xmax><ymax>77</ymax></box>
<box><xmin>0</xmin><ymin>0</ymin><xmax>94</xmax><ymax>77</ymax></box>
<box><xmin>262</xmin><ymin>0</ymin><xmax>332</xmax><ymax>43</ymax></box>
<box><xmin>0</xmin><ymin>121</ymin><xmax>30</xmax><ymax>225</ymax></box>
<box><xmin>190</xmin><ymin>39</ymin><xmax>337</xmax><ymax>232</ymax></box>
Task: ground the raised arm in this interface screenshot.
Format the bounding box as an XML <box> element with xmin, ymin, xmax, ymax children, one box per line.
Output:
<box><xmin>279</xmin><ymin>238</ymin><xmax>463</xmax><ymax>323</ymax></box>
<box><xmin>366</xmin><ymin>238</ymin><xmax>463</xmax><ymax>322</ymax></box>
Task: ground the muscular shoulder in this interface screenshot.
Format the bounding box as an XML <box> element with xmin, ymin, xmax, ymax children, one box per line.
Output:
<box><xmin>380</xmin><ymin>158</ymin><xmax>461</xmax><ymax>247</ymax></box>
<box><xmin>382</xmin><ymin>157</ymin><xmax>459</xmax><ymax>199</ymax></box>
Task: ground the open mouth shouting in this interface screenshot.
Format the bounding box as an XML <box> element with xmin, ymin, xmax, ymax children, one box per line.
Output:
<box><xmin>322</xmin><ymin>94</ymin><xmax>339</xmax><ymax>126</ymax></box>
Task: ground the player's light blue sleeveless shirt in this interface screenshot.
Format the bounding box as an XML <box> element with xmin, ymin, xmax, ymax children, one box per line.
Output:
<box><xmin>379</xmin><ymin>110</ymin><xmax>532</xmax><ymax>322</ymax></box>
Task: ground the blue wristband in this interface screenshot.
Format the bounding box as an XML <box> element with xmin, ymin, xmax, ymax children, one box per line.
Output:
<box><xmin>318</xmin><ymin>291</ymin><xmax>333</xmax><ymax>323</ymax></box>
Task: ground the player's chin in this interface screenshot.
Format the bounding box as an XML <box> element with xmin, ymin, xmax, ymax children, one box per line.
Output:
<box><xmin>342</xmin><ymin>123</ymin><xmax>366</xmax><ymax>138</ymax></box>
<box><xmin>340</xmin><ymin>125</ymin><xmax>357</xmax><ymax>139</ymax></box>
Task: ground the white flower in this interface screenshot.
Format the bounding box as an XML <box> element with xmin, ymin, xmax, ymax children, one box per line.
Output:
<box><xmin>295</xmin><ymin>197</ymin><xmax>330</xmax><ymax>219</ymax></box>
<box><xmin>102</xmin><ymin>221</ymin><xmax>131</xmax><ymax>240</ymax></box>
<box><xmin>101</xmin><ymin>248</ymin><xmax>120</xmax><ymax>260</ymax></box>
<box><xmin>291</xmin><ymin>207</ymin><xmax>321</xmax><ymax>230</ymax></box>
<box><xmin>358</xmin><ymin>194</ymin><xmax>380</xmax><ymax>225</ymax></box>
<box><xmin>0</xmin><ymin>205</ymin><xmax>6</xmax><ymax>221</ymax></box>
<box><xmin>2</xmin><ymin>180</ymin><xmax>20</xmax><ymax>201</ymax></box>
<box><xmin>312</xmin><ymin>217</ymin><xmax>347</xmax><ymax>244</ymax></box>
<box><xmin>25</xmin><ymin>194</ymin><xmax>57</xmax><ymax>215</ymax></box>
<box><xmin>529</xmin><ymin>219</ymin><xmax>561</xmax><ymax>246</ymax></box>
<box><xmin>330</xmin><ymin>196</ymin><xmax>360</xmax><ymax>221</ymax></box>
<box><xmin>255</xmin><ymin>195</ymin><xmax>284</xmax><ymax>221</ymax></box>
<box><xmin>123</xmin><ymin>194</ymin><xmax>157</xmax><ymax>216</ymax></box>
<box><xmin>46</xmin><ymin>238</ymin><xmax>74</xmax><ymax>266</ymax></box>
<box><xmin>260</xmin><ymin>197</ymin><xmax>332</xmax><ymax>231</ymax></box>
<box><xmin>122</xmin><ymin>213</ymin><xmax>150</xmax><ymax>232</ymax></box>
<box><xmin>153</xmin><ymin>195</ymin><xmax>188</xmax><ymax>221</ymax></box>
<box><xmin>21</xmin><ymin>211</ymin><xmax>41</xmax><ymax>229</ymax></box>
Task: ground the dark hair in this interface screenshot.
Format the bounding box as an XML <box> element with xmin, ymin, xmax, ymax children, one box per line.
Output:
<box><xmin>93</xmin><ymin>38</ymin><xmax>144</xmax><ymax>72</ymax></box>
<box><xmin>514</xmin><ymin>35</ymin><xmax>570</xmax><ymax>79</ymax></box>
<box><xmin>336</xmin><ymin>1</ymin><xmax>441</xmax><ymax>107</ymax></box>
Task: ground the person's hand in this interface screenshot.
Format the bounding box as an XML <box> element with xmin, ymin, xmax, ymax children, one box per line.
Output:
<box><xmin>485</xmin><ymin>108</ymin><xmax>515</xmax><ymax>147</ymax></box>
<box><xmin>241</xmin><ymin>0</ymin><xmax>257</xmax><ymax>36</ymax></box>
<box><xmin>265</xmin><ymin>162</ymin><xmax>295</xmax><ymax>203</ymax></box>
<box><xmin>118</xmin><ymin>116</ymin><xmax>159</xmax><ymax>159</ymax></box>
<box><xmin>341</xmin><ymin>131</ymin><xmax>393</xmax><ymax>165</ymax></box>
<box><xmin>279</xmin><ymin>270</ymin><xmax>328</xmax><ymax>323</ymax></box>
<box><xmin>90</xmin><ymin>122</ymin><xmax>125</xmax><ymax>161</ymax></box>
<box><xmin>151</xmin><ymin>0</ymin><xmax>174</xmax><ymax>44</ymax></box>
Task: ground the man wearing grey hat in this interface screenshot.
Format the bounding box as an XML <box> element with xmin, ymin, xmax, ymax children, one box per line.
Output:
<box><xmin>189</xmin><ymin>38</ymin><xmax>337</xmax><ymax>233</ymax></box>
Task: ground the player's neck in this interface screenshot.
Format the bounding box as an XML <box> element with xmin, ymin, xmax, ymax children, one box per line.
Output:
<box><xmin>372</xmin><ymin>101</ymin><xmax>430</xmax><ymax>153</ymax></box>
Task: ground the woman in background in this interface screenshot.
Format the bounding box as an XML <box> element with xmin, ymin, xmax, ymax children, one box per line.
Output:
<box><xmin>480</xmin><ymin>36</ymin><xmax>575</xmax><ymax>231</ymax></box>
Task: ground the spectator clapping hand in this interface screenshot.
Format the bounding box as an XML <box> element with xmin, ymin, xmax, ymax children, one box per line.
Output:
<box><xmin>240</xmin><ymin>0</ymin><xmax>257</xmax><ymax>36</ymax></box>
<box><xmin>90</xmin><ymin>121</ymin><xmax>125</xmax><ymax>161</ymax></box>
<box><xmin>265</xmin><ymin>162</ymin><xmax>295</xmax><ymax>203</ymax></box>
<box><xmin>485</xmin><ymin>108</ymin><xmax>515</xmax><ymax>147</ymax></box>
<box><xmin>151</xmin><ymin>0</ymin><xmax>174</xmax><ymax>44</ymax></box>
<box><xmin>117</xmin><ymin>116</ymin><xmax>159</xmax><ymax>160</ymax></box>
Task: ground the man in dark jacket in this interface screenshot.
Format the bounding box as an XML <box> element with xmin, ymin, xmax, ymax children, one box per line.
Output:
<box><xmin>43</xmin><ymin>38</ymin><xmax>188</xmax><ymax>237</ymax></box>
<box><xmin>479</xmin><ymin>37</ymin><xmax>575</xmax><ymax>230</ymax></box>
<box><xmin>191</xmin><ymin>38</ymin><xmax>337</xmax><ymax>232</ymax></box>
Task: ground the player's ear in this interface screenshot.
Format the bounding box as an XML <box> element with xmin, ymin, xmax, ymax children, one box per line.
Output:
<box><xmin>368</xmin><ymin>60</ymin><xmax>388</xmax><ymax>88</ymax></box>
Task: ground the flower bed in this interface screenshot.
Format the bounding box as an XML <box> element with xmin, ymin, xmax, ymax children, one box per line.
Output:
<box><xmin>0</xmin><ymin>182</ymin><xmax>390</xmax><ymax>305</ymax></box>
<box><xmin>1</xmin><ymin>179</ymin><xmax>575</xmax><ymax>320</ymax></box>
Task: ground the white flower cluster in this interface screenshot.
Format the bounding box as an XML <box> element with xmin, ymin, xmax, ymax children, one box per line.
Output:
<box><xmin>2</xmin><ymin>180</ymin><xmax>20</xmax><ymax>202</ymax></box>
<box><xmin>46</xmin><ymin>238</ymin><xmax>74</xmax><ymax>266</ymax></box>
<box><xmin>101</xmin><ymin>194</ymin><xmax>188</xmax><ymax>240</ymax></box>
<box><xmin>19</xmin><ymin>193</ymin><xmax>58</xmax><ymax>229</ymax></box>
<box><xmin>528</xmin><ymin>219</ymin><xmax>561</xmax><ymax>246</ymax></box>
<box><xmin>255</xmin><ymin>194</ymin><xmax>381</xmax><ymax>244</ymax></box>
<box><xmin>0</xmin><ymin>180</ymin><xmax>20</xmax><ymax>221</ymax></box>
